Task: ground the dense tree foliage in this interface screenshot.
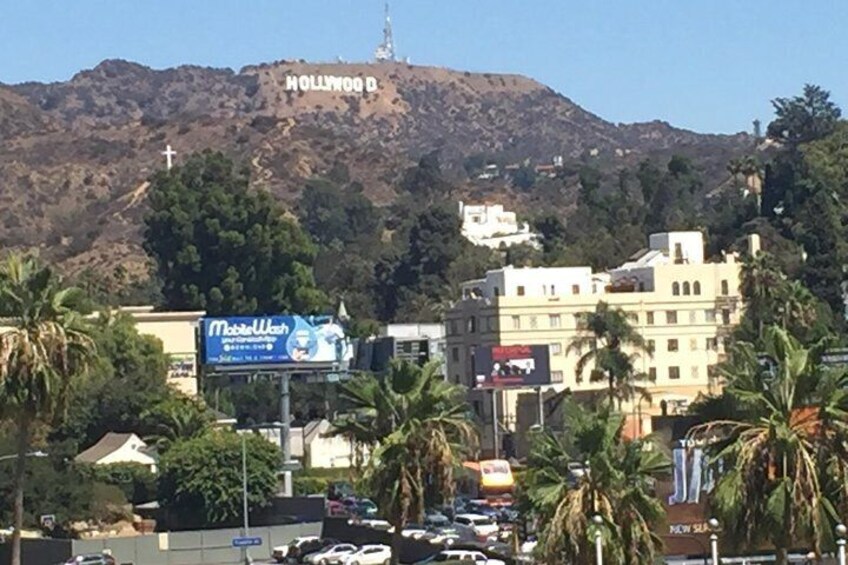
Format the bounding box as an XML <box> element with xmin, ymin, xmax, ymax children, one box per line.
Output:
<box><xmin>157</xmin><ymin>431</ymin><xmax>280</xmax><ymax>527</ymax></box>
<box><xmin>144</xmin><ymin>151</ymin><xmax>326</xmax><ymax>315</ymax></box>
<box><xmin>523</xmin><ymin>401</ymin><xmax>669</xmax><ymax>564</ymax></box>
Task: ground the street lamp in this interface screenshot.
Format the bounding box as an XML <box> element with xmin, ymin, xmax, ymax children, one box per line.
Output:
<box><xmin>836</xmin><ymin>523</ymin><xmax>847</xmax><ymax>565</ymax></box>
<box><xmin>0</xmin><ymin>451</ymin><xmax>48</xmax><ymax>463</ymax></box>
<box><xmin>708</xmin><ymin>517</ymin><xmax>720</xmax><ymax>565</ymax></box>
<box><xmin>592</xmin><ymin>514</ymin><xmax>603</xmax><ymax>565</ymax></box>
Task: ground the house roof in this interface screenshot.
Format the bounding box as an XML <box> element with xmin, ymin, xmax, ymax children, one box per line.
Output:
<box><xmin>75</xmin><ymin>432</ymin><xmax>144</xmax><ymax>464</ymax></box>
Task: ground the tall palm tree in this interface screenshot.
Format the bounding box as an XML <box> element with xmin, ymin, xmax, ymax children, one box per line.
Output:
<box><xmin>689</xmin><ymin>327</ymin><xmax>846</xmax><ymax>564</ymax></box>
<box><xmin>739</xmin><ymin>252</ymin><xmax>786</xmax><ymax>341</ymax></box>
<box><xmin>568</xmin><ymin>301</ymin><xmax>650</xmax><ymax>407</ymax></box>
<box><xmin>523</xmin><ymin>401</ymin><xmax>669</xmax><ymax>564</ymax></box>
<box><xmin>0</xmin><ymin>254</ymin><xmax>94</xmax><ymax>565</ymax></box>
<box><xmin>330</xmin><ymin>361</ymin><xmax>476</xmax><ymax>565</ymax></box>
<box><xmin>141</xmin><ymin>395</ymin><xmax>211</xmax><ymax>452</ymax></box>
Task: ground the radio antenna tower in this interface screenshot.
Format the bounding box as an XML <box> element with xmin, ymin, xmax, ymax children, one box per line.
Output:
<box><xmin>374</xmin><ymin>2</ymin><xmax>396</xmax><ymax>62</ymax></box>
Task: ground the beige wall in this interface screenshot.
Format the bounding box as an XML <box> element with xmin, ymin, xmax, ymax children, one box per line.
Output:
<box><xmin>119</xmin><ymin>307</ymin><xmax>204</xmax><ymax>397</ymax></box>
<box><xmin>445</xmin><ymin>258</ymin><xmax>742</xmax><ymax>446</ymax></box>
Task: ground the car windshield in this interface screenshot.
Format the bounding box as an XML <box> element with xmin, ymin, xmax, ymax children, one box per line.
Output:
<box><xmin>471</xmin><ymin>517</ymin><xmax>495</xmax><ymax>526</ymax></box>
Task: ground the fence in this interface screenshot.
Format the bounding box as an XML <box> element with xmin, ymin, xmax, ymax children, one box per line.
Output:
<box><xmin>0</xmin><ymin>522</ymin><xmax>322</xmax><ymax>565</ymax></box>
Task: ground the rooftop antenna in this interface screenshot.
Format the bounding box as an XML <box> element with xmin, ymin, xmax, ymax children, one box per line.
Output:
<box><xmin>374</xmin><ymin>2</ymin><xmax>396</xmax><ymax>62</ymax></box>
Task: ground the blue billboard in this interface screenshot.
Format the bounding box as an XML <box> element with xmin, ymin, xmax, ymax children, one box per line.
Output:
<box><xmin>200</xmin><ymin>316</ymin><xmax>352</xmax><ymax>367</ymax></box>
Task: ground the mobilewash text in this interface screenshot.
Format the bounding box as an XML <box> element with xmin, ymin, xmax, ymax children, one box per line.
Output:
<box><xmin>206</xmin><ymin>318</ymin><xmax>291</xmax><ymax>338</ymax></box>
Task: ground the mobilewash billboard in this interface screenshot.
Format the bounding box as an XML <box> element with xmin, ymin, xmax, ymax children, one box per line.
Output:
<box><xmin>473</xmin><ymin>345</ymin><xmax>551</xmax><ymax>387</ymax></box>
<box><xmin>200</xmin><ymin>316</ymin><xmax>352</xmax><ymax>367</ymax></box>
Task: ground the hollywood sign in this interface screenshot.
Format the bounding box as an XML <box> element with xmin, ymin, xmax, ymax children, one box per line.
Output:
<box><xmin>284</xmin><ymin>74</ymin><xmax>379</xmax><ymax>94</ymax></box>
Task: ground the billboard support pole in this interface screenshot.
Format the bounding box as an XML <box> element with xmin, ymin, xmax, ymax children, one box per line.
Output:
<box><xmin>279</xmin><ymin>372</ymin><xmax>293</xmax><ymax>497</ymax></box>
<box><xmin>536</xmin><ymin>387</ymin><xmax>544</xmax><ymax>429</ymax></box>
<box><xmin>492</xmin><ymin>389</ymin><xmax>499</xmax><ymax>459</ymax></box>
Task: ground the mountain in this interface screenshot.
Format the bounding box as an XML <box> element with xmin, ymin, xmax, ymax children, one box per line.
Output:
<box><xmin>0</xmin><ymin>59</ymin><xmax>755</xmax><ymax>279</ymax></box>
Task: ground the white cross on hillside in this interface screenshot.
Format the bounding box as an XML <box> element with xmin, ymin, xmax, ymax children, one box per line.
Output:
<box><xmin>161</xmin><ymin>144</ymin><xmax>177</xmax><ymax>171</ymax></box>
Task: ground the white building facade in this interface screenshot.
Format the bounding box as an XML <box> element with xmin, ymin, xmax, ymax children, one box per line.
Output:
<box><xmin>459</xmin><ymin>201</ymin><xmax>540</xmax><ymax>249</ymax></box>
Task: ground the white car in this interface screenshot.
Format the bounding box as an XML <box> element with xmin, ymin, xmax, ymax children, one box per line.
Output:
<box><xmin>342</xmin><ymin>544</ymin><xmax>392</xmax><ymax>565</ymax></box>
<box><xmin>401</xmin><ymin>524</ymin><xmax>428</xmax><ymax>539</ymax></box>
<box><xmin>305</xmin><ymin>543</ymin><xmax>358</xmax><ymax>565</ymax></box>
<box><xmin>453</xmin><ymin>513</ymin><xmax>500</xmax><ymax>540</ymax></box>
<box><xmin>433</xmin><ymin>549</ymin><xmax>506</xmax><ymax>564</ymax></box>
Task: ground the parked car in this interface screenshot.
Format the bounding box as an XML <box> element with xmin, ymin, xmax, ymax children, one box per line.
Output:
<box><xmin>304</xmin><ymin>543</ymin><xmax>358</xmax><ymax>565</ymax></box>
<box><xmin>286</xmin><ymin>536</ymin><xmax>339</xmax><ymax>563</ymax></box>
<box><xmin>464</xmin><ymin>501</ymin><xmax>500</xmax><ymax>519</ymax></box>
<box><xmin>354</xmin><ymin>498</ymin><xmax>378</xmax><ymax>517</ymax></box>
<box><xmin>423</xmin><ymin>510</ymin><xmax>451</xmax><ymax>528</ymax></box>
<box><xmin>64</xmin><ymin>554</ymin><xmax>116</xmax><ymax>565</ymax></box>
<box><xmin>453</xmin><ymin>514</ymin><xmax>500</xmax><ymax>541</ymax></box>
<box><xmin>341</xmin><ymin>544</ymin><xmax>392</xmax><ymax>565</ymax></box>
<box><xmin>432</xmin><ymin>549</ymin><xmax>506</xmax><ymax>564</ymax></box>
<box><xmin>402</xmin><ymin>523</ymin><xmax>428</xmax><ymax>539</ymax></box>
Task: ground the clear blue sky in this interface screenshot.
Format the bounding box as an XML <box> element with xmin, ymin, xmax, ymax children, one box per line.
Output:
<box><xmin>2</xmin><ymin>1</ymin><xmax>846</xmax><ymax>133</ymax></box>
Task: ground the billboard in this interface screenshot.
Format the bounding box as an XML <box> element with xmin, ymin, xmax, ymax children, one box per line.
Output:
<box><xmin>200</xmin><ymin>316</ymin><xmax>352</xmax><ymax>367</ymax></box>
<box><xmin>473</xmin><ymin>345</ymin><xmax>551</xmax><ymax>388</ymax></box>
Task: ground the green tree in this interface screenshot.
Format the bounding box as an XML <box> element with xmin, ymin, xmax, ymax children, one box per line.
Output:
<box><xmin>144</xmin><ymin>150</ymin><xmax>326</xmax><ymax>315</ymax></box>
<box><xmin>568</xmin><ymin>302</ymin><xmax>651</xmax><ymax>407</ymax></box>
<box><xmin>0</xmin><ymin>254</ymin><xmax>95</xmax><ymax>565</ymax></box>
<box><xmin>523</xmin><ymin>401</ymin><xmax>668</xmax><ymax>564</ymax></box>
<box><xmin>689</xmin><ymin>327</ymin><xmax>848</xmax><ymax>564</ymax></box>
<box><xmin>158</xmin><ymin>431</ymin><xmax>279</xmax><ymax>527</ymax></box>
<box><xmin>51</xmin><ymin>312</ymin><xmax>172</xmax><ymax>449</ymax></box>
<box><xmin>140</xmin><ymin>395</ymin><xmax>211</xmax><ymax>453</ymax></box>
<box><xmin>330</xmin><ymin>361</ymin><xmax>476</xmax><ymax>565</ymax></box>
<box><xmin>767</xmin><ymin>84</ymin><xmax>841</xmax><ymax>146</ymax></box>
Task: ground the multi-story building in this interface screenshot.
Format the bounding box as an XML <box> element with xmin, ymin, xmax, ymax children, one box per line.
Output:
<box><xmin>459</xmin><ymin>201</ymin><xmax>540</xmax><ymax>249</ymax></box>
<box><xmin>445</xmin><ymin>231</ymin><xmax>750</xmax><ymax>456</ymax></box>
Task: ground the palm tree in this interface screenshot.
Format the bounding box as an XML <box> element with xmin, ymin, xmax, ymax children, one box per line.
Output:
<box><xmin>739</xmin><ymin>252</ymin><xmax>786</xmax><ymax>341</ymax></box>
<box><xmin>0</xmin><ymin>254</ymin><xmax>94</xmax><ymax>565</ymax></box>
<box><xmin>141</xmin><ymin>395</ymin><xmax>211</xmax><ymax>452</ymax></box>
<box><xmin>689</xmin><ymin>327</ymin><xmax>847</xmax><ymax>564</ymax></box>
<box><xmin>523</xmin><ymin>400</ymin><xmax>669</xmax><ymax>564</ymax></box>
<box><xmin>568</xmin><ymin>301</ymin><xmax>650</xmax><ymax>407</ymax></box>
<box><xmin>330</xmin><ymin>361</ymin><xmax>476</xmax><ymax>565</ymax></box>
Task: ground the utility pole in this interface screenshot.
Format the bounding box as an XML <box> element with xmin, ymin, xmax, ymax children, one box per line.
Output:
<box><xmin>279</xmin><ymin>373</ymin><xmax>293</xmax><ymax>496</ymax></box>
<box><xmin>491</xmin><ymin>389</ymin><xmax>499</xmax><ymax>459</ymax></box>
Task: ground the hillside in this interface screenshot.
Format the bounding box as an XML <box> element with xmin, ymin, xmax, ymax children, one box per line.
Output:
<box><xmin>0</xmin><ymin>59</ymin><xmax>755</xmax><ymax>278</ymax></box>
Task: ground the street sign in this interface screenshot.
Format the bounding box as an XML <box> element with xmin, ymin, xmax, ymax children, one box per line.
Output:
<box><xmin>280</xmin><ymin>460</ymin><xmax>303</xmax><ymax>472</ymax></box>
<box><xmin>232</xmin><ymin>536</ymin><xmax>263</xmax><ymax>548</ymax></box>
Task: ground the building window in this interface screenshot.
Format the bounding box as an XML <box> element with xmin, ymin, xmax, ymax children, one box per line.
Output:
<box><xmin>669</xmin><ymin>366</ymin><xmax>681</xmax><ymax>380</ymax></box>
<box><xmin>549</xmin><ymin>314</ymin><xmax>561</xmax><ymax>328</ymax></box>
<box><xmin>550</xmin><ymin>285</ymin><xmax>556</xmax><ymax>295</ymax></box>
<box><xmin>672</xmin><ymin>282</ymin><xmax>680</xmax><ymax>296</ymax></box>
<box><xmin>722</xmin><ymin>309</ymin><xmax>731</xmax><ymax>325</ymax></box>
<box><xmin>493</xmin><ymin>286</ymin><xmax>500</xmax><ymax>297</ymax></box>
<box><xmin>449</xmin><ymin>320</ymin><xmax>458</xmax><ymax>335</ymax></box>
<box><xmin>646</xmin><ymin>311</ymin><xmax>655</xmax><ymax>325</ymax></box>
<box><xmin>647</xmin><ymin>340</ymin><xmax>655</xmax><ymax>353</ymax></box>
<box><xmin>530</xmin><ymin>316</ymin><xmax>538</xmax><ymax>329</ymax></box>
<box><xmin>668</xmin><ymin>339</ymin><xmax>679</xmax><ymax>352</ymax></box>
<box><xmin>721</xmin><ymin>279</ymin><xmax>729</xmax><ymax>296</ymax></box>
<box><xmin>689</xmin><ymin>310</ymin><xmax>697</xmax><ymax>324</ymax></box>
<box><xmin>467</xmin><ymin>317</ymin><xmax>476</xmax><ymax>333</ymax></box>
<box><xmin>689</xmin><ymin>338</ymin><xmax>698</xmax><ymax>351</ymax></box>
<box><xmin>451</xmin><ymin>347</ymin><xmax>459</xmax><ymax>362</ymax></box>
<box><xmin>682</xmin><ymin>282</ymin><xmax>691</xmax><ymax>295</ymax></box>
<box><xmin>705</xmin><ymin>309</ymin><xmax>716</xmax><ymax>323</ymax></box>
<box><xmin>691</xmin><ymin>366</ymin><xmax>700</xmax><ymax>379</ymax></box>
<box><xmin>674</xmin><ymin>242</ymin><xmax>684</xmax><ymax>264</ymax></box>
<box><xmin>706</xmin><ymin>337</ymin><xmax>718</xmax><ymax>351</ymax></box>
<box><xmin>572</xmin><ymin>284</ymin><xmax>580</xmax><ymax>295</ymax></box>
<box><xmin>550</xmin><ymin>343</ymin><xmax>562</xmax><ymax>355</ymax></box>
<box><xmin>551</xmin><ymin>370</ymin><xmax>564</xmax><ymax>383</ymax></box>
<box><xmin>666</xmin><ymin>311</ymin><xmax>678</xmax><ymax>324</ymax></box>
<box><xmin>517</xmin><ymin>286</ymin><xmax>525</xmax><ymax>296</ymax></box>
<box><xmin>648</xmin><ymin>367</ymin><xmax>657</xmax><ymax>381</ymax></box>
<box><xmin>693</xmin><ymin>281</ymin><xmax>701</xmax><ymax>295</ymax></box>
<box><xmin>512</xmin><ymin>316</ymin><xmax>521</xmax><ymax>330</ymax></box>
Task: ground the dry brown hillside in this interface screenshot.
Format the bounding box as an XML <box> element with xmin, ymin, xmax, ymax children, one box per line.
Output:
<box><xmin>0</xmin><ymin>59</ymin><xmax>754</xmax><ymax>278</ymax></box>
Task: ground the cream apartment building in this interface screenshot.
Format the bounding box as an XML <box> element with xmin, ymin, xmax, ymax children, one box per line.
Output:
<box><xmin>445</xmin><ymin>231</ymin><xmax>748</xmax><ymax>453</ymax></box>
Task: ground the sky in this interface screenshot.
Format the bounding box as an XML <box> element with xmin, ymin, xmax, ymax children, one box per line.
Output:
<box><xmin>1</xmin><ymin>1</ymin><xmax>846</xmax><ymax>134</ymax></box>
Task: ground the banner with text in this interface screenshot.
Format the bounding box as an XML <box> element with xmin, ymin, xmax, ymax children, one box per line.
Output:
<box><xmin>473</xmin><ymin>345</ymin><xmax>551</xmax><ymax>388</ymax></box>
<box><xmin>200</xmin><ymin>316</ymin><xmax>351</xmax><ymax>367</ymax></box>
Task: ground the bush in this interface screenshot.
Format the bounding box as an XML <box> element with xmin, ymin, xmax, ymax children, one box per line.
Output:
<box><xmin>79</xmin><ymin>462</ymin><xmax>158</xmax><ymax>505</ymax></box>
<box><xmin>292</xmin><ymin>476</ymin><xmax>328</xmax><ymax>496</ymax></box>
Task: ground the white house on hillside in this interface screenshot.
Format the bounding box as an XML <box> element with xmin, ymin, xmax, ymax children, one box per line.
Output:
<box><xmin>458</xmin><ymin>201</ymin><xmax>540</xmax><ymax>249</ymax></box>
<box><xmin>74</xmin><ymin>433</ymin><xmax>158</xmax><ymax>473</ymax></box>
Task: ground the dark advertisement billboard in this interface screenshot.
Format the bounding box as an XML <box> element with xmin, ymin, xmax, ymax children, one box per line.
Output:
<box><xmin>199</xmin><ymin>316</ymin><xmax>352</xmax><ymax>367</ymax></box>
<box><xmin>473</xmin><ymin>345</ymin><xmax>550</xmax><ymax>388</ymax></box>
